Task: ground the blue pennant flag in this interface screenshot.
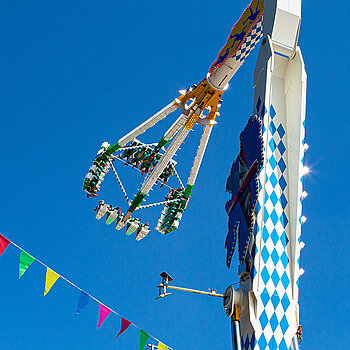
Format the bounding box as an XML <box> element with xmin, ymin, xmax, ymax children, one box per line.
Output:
<box><xmin>75</xmin><ymin>291</ymin><xmax>90</xmax><ymax>316</ymax></box>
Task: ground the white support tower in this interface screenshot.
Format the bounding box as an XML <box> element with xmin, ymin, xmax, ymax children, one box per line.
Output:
<box><xmin>234</xmin><ymin>1</ymin><xmax>307</xmax><ymax>349</ymax></box>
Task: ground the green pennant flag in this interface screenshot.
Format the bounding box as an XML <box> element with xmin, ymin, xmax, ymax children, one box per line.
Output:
<box><xmin>140</xmin><ymin>330</ymin><xmax>150</xmax><ymax>350</ymax></box>
<box><xmin>19</xmin><ymin>250</ymin><xmax>35</xmax><ymax>279</ymax></box>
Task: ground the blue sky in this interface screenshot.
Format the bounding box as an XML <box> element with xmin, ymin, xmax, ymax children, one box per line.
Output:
<box><xmin>0</xmin><ymin>1</ymin><xmax>349</xmax><ymax>349</ymax></box>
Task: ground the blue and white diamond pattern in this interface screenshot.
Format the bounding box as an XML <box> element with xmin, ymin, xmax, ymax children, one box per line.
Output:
<box><xmin>249</xmin><ymin>102</ymin><xmax>300</xmax><ymax>350</ymax></box>
<box><xmin>296</xmin><ymin>114</ymin><xmax>306</xmax><ymax>288</ymax></box>
<box><xmin>234</xmin><ymin>18</ymin><xmax>263</xmax><ymax>63</ymax></box>
<box><xmin>242</xmin><ymin>334</ymin><xmax>256</xmax><ymax>350</ymax></box>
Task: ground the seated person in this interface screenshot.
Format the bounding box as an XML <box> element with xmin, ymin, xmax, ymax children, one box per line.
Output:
<box><xmin>130</xmin><ymin>148</ymin><xmax>147</xmax><ymax>168</ymax></box>
<box><xmin>140</xmin><ymin>154</ymin><xmax>156</xmax><ymax>175</ymax></box>
<box><xmin>159</xmin><ymin>165</ymin><xmax>173</xmax><ymax>187</ymax></box>
<box><xmin>124</xmin><ymin>141</ymin><xmax>139</xmax><ymax>160</ymax></box>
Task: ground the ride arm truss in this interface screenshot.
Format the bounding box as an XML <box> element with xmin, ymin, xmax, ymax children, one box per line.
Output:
<box><xmin>107</xmin><ymin>100</ymin><xmax>179</xmax><ymax>155</ymax></box>
<box><xmin>83</xmin><ymin>0</ymin><xmax>264</xmax><ymax>243</ymax></box>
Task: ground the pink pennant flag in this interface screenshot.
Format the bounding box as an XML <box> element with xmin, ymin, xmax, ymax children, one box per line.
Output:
<box><xmin>97</xmin><ymin>304</ymin><xmax>111</xmax><ymax>329</ymax></box>
<box><xmin>115</xmin><ymin>317</ymin><xmax>131</xmax><ymax>338</ymax></box>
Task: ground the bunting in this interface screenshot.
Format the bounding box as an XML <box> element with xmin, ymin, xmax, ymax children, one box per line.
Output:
<box><xmin>75</xmin><ymin>291</ymin><xmax>90</xmax><ymax>316</ymax></box>
<box><xmin>158</xmin><ymin>341</ymin><xmax>168</xmax><ymax>350</ymax></box>
<box><xmin>97</xmin><ymin>304</ymin><xmax>111</xmax><ymax>329</ymax></box>
<box><xmin>0</xmin><ymin>234</ymin><xmax>10</xmax><ymax>256</ymax></box>
<box><xmin>19</xmin><ymin>250</ymin><xmax>35</xmax><ymax>279</ymax></box>
<box><xmin>0</xmin><ymin>233</ymin><xmax>171</xmax><ymax>349</ymax></box>
<box><xmin>115</xmin><ymin>317</ymin><xmax>131</xmax><ymax>338</ymax></box>
<box><xmin>44</xmin><ymin>268</ymin><xmax>60</xmax><ymax>295</ymax></box>
<box><xmin>140</xmin><ymin>330</ymin><xmax>150</xmax><ymax>350</ymax></box>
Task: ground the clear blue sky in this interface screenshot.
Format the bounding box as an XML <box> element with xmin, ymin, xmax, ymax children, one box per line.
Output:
<box><xmin>0</xmin><ymin>1</ymin><xmax>348</xmax><ymax>349</ymax></box>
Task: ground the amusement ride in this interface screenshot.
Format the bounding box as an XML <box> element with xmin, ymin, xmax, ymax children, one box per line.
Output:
<box><xmin>83</xmin><ymin>0</ymin><xmax>307</xmax><ymax>349</ymax></box>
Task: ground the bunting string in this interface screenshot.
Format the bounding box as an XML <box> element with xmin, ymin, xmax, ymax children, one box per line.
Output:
<box><xmin>0</xmin><ymin>233</ymin><xmax>171</xmax><ymax>349</ymax></box>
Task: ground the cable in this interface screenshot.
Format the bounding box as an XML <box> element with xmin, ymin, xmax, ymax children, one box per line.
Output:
<box><xmin>135</xmin><ymin>199</ymin><xmax>180</xmax><ymax>211</ymax></box>
<box><xmin>113</xmin><ymin>157</ymin><xmax>177</xmax><ymax>192</ymax></box>
<box><xmin>170</xmin><ymin>163</ymin><xmax>184</xmax><ymax>189</ymax></box>
<box><xmin>109</xmin><ymin>161</ymin><xmax>131</xmax><ymax>205</ymax></box>
<box><xmin>3</xmin><ymin>234</ymin><xmax>172</xmax><ymax>349</ymax></box>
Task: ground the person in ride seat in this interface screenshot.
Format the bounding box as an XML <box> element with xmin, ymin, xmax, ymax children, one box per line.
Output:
<box><xmin>126</xmin><ymin>146</ymin><xmax>140</xmax><ymax>165</ymax></box>
<box><xmin>131</xmin><ymin>147</ymin><xmax>147</xmax><ymax>168</ymax></box>
<box><xmin>89</xmin><ymin>177</ymin><xmax>99</xmax><ymax>194</ymax></box>
<box><xmin>122</xmin><ymin>141</ymin><xmax>137</xmax><ymax>163</ymax></box>
<box><xmin>159</xmin><ymin>164</ymin><xmax>173</xmax><ymax>187</ymax></box>
<box><xmin>140</xmin><ymin>153</ymin><xmax>156</xmax><ymax>175</ymax></box>
<box><xmin>164</xmin><ymin>189</ymin><xmax>174</xmax><ymax>201</ymax></box>
<box><xmin>103</xmin><ymin>162</ymin><xmax>110</xmax><ymax>173</ymax></box>
<box><xmin>142</xmin><ymin>222</ymin><xmax>150</xmax><ymax>230</ymax></box>
<box><xmin>94</xmin><ymin>200</ymin><xmax>104</xmax><ymax>212</ymax></box>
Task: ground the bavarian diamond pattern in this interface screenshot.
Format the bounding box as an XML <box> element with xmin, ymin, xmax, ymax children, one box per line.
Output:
<box><xmin>234</xmin><ymin>18</ymin><xmax>263</xmax><ymax>62</ymax></box>
<box><xmin>254</xmin><ymin>110</ymin><xmax>292</xmax><ymax>348</ymax></box>
<box><xmin>242</xmin><ymin>99</ymin><xmax>306</xmax><ymax>349</ymax></box>
<box><xmin>242</xmin><ymin>334</ymin><xmax>256</xmax><ymax>350</ymax></box>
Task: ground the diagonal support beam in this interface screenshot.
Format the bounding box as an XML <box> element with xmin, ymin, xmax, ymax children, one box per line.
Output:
<box><xmin>107</xmin><ymin>101</ymin><xmax>178</xmax><ymax>155</ymax></box>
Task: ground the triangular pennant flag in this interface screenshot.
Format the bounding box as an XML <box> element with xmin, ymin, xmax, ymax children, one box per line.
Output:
<box><xmin>115</xmin><ymin>317</ymin><xmax>131</xmax><ymax>338</ymax></box>
<box><xmin>0</xmin><ymin>234</ymin><xmax>10</xmax><ymax>257</ymax></box>
<box><xmin>97</xmin><ymin>304</ymin><xmax>111</xmax><ymax>329</ymax></box>
<box><xmin>140</xmin><ymin>330</ymin><xmax>150</xmax><ymax>350</ymax></box>
<box><xmin>19</xmin><ymin>250</ymin><xmax>35</xmax><ymax>279</ymax></box>
<box><xmin>75</xmin><ymin>291</ymin><xmax>90</xmax><ymax>316</ymax></box>
<box><xmin>157</xmin><ymin>342</ymin><xmax>168</xmax><ymax>350</ymax></box>
<box><xmin>44</xmin><ymin>268</ymin><xmax>60</xmax><ymax>295</ymax></box>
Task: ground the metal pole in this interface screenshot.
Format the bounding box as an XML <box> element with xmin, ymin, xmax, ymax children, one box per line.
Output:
<box><xmin>231</xmin><ymin>320</ymin><xmax>242</xmax><ymax>350</ymax></box>
<box><xmin>292</xmin><ymin>335</ymin><xmax>300</xmax><ymax>350</ymax></box>
<box><xmin>231</xmin><ymin>306</ymin><xmax>242</xmax><ymax>350</ymax></box>
<box><xmin>166</xmin><ymin>285</ymin><xmax>224</xmax><ymax>298</ymax></box>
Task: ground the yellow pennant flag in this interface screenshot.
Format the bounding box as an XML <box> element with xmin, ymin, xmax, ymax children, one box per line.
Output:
<box><xmin>157</xmin><ymin>342</ymin><xmax>168</xmax><ymax>350</ymax></box>
<box><xmin>44</xmin><ymin>268</ymin><xmax>60</xmax><ymax>295</ymax></box>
